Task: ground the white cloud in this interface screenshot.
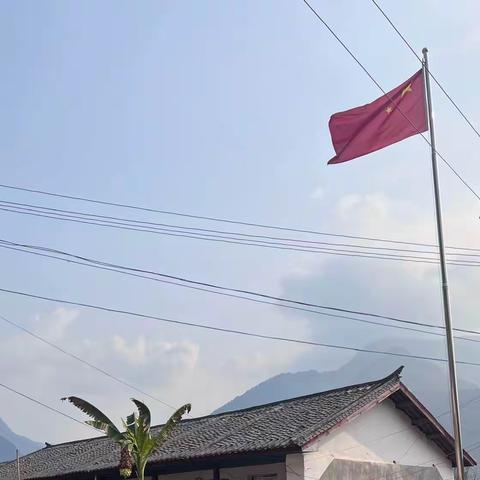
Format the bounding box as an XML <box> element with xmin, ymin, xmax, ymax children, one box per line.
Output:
<box><xmin>335</xmin><ymin>192</ymin><xmax>390</xmax><ymax>224</ymax></box>
<box><xmin>4</xmin><ymin>194</ymin><xmax>477</xmax><ymax>448</ymax></box>
<box><xmin>31</xmin><ymin>308</ymin><xmax>78</xmax><ymax>342</ymax></box>
<box><xmin>280</xmin><ymin>190</ymin><xmax>480</xmax><ymax>350</ymax></box>
<box><xmin>111</xmin><ymin>335</ymin><xmax>199</xmax><ymax>371</ymax></box>
<box><xmin>0</xmin><ymin>301</ymin><xmax>307</xmax><ymax>445</ymax></box>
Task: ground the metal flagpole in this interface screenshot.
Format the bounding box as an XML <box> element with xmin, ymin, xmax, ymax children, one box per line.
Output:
<box><xmin>422</xmin><ymin>47</ymin><xmax>465</xmax><ymax>480</ymax></box>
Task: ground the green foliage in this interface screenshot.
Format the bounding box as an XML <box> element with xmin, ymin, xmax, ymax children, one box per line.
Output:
<box><xmin>61</xmin><ymin>396</ymin><xmax>123</xmax><ymax>442</ymax></box>
<box><xmin>62</xmin><ymin>396</ymin><xmax>191</xmax><ymax>480</ymax></box>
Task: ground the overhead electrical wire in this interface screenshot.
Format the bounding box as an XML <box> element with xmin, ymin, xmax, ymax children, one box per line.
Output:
<box><xmin>1</xmin><ymin>285</ymin><xmax>480</xmax><ymax>366</ymax></box>
<box><xmin>0</xmin><ymin>199</ymin><xmax>458</xmax><ymax>255</ymax></box>
<box><xmin>3</xmin><ymin>357</ymin><xmax>477</xmax><ymax>464</ymax></box>
<box><xmin>1</xmin><ymin>201</ymin><xmax>448</xmax><ymax>259</ymax></box>
<box><xmin>0</xmin><ymin>206</ymin><xmax>450</xmax><ymax>264</ymax></box>
<box><xmin>2</xmin><ymin>204</ymin><xmax>480</xmax><ymax>267</ymax></box>
<box><xmin>0</xmin><ymin>182</ymin><xmax>479</xmax><ymax>254</ymax></box>
<box><xmin>3</xmin><ymin>375</ymin><xmax>478</xmax><ymax>474</ymax></box>
<box><xmin>4</xmin><ymin>1</ymin><xmax>480</xmax><ymax>452</ymax></box>
<box><xmin>0</xmin><ymin>241</ymin><xmax>464</xmax><ymax>343</ymax></box>
<box><xmin>301</xmin><ymin>0</ymin><xmax>480</xmax><ymax>203</ymax></box>
<box><xmin>0</xmin><ymin>313</ymin><xmax>177</xmax><ymax>411</ymax></box>
<box><xmin>0</xmin><ymin>238</ymin><xmax>446</xmax><ymax>321</ymax></box>
<box><xmin>2</xmin><ymin>199</ymin><xmax>480</xmax><ymax>259</ymax></box>
<box><xmin>2</xmin><ymin>237</ymin><xmax>480</xmax><ymax>344</ymax></box>
<box><xmin>0</xmin><ymin>382</ymin><xmax>98</xmax><ymax>432</ymax></box>
<box><xmin>369</xmin><ymin>0</ymin><xmax>480</xmax><ymax>141</ymax></box>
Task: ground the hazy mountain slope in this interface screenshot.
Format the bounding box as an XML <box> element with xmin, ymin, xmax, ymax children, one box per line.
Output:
<box><xmin>0</xmin><ymin>418</ymin><xmax>42</xmax><ymax>462</ymax></box>
<box><xmin>0</xmin><ymin>436</ymin><xmax>17</xmax><ymax>463</ymax></box>
<box><xmin>213</xmin><ymin>345</ymin><xmax>480</xmax><ymax>449</ymax></box>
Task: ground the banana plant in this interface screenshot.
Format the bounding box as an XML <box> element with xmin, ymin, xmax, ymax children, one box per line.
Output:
<box><xmin>62</xmin><ymin>396</ymin><xmax>191</xmax><ymax>480</ymax></box>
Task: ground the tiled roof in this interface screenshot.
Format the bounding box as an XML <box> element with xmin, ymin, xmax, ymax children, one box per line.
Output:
<box><xmin>0</xmin><ymin>368</ymin><xmax>457</xmax><ymax>480</ymax></box>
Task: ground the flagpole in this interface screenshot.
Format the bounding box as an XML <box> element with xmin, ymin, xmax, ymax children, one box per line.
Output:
<box><xmin>422</xmin><ymin>47</ymin><xmax>465</xmax><ymax>480</ymax></box>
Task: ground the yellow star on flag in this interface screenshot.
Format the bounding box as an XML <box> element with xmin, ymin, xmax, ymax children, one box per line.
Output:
<box><xmin>401</xmin><ymin>83</ymin><xmax>412</xmax><ymax>97</ymax></box>
<box><xmin>385</xmin><ymin>106</ymin><xmax>393</xmax><ymax>114</ymax></box>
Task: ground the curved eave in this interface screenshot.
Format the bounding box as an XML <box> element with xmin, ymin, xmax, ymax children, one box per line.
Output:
<box><xmin>391</xmin><ymin>384</ymin><xmax>476</xmax><ymax>467</ymax></box>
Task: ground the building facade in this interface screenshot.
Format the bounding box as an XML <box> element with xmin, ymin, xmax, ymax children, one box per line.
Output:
<box><xmin>0</xmin><ymin>368</ymin><xmax>474</xmax><ymax>480</ymax></box>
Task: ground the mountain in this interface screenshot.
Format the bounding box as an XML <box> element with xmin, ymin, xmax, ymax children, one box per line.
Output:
<box><xmin>0</xmin><ymin>436</ymin><xmax>16</xmax><ymax>464</ymax></box>
<box><xmin>0</xmin><ymin>418</ymin><xmax>42</xmax><ymax>462</ymax></box>
<box><xmin>213</xmin><ymin>343</ymin><xmax>480</xmax><ymax>449</ymax></box>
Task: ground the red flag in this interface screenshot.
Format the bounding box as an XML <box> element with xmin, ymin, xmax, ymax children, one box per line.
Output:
<box><xmin>328</xmin><ymin>70</ymin><xmax>428</xmax><ymax>165</ymax></box>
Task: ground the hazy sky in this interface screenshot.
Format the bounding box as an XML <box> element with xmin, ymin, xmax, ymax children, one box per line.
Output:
<box><xmin>1</xmin><ymin>0</ymin><xmax>480</xmax><ymax>444</ymax></box>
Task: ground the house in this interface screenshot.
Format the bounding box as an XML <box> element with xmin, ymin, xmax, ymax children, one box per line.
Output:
<box><xmin>0</xmin><ymin>367</ymin><xmax>475</xmax><ymax>480</ymax></box>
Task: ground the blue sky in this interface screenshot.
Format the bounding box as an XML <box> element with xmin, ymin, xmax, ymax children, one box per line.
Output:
<box><xmin>1</xmin><ymin>0</ymin><xmax>480</xmax><ymax>443</ymax></box>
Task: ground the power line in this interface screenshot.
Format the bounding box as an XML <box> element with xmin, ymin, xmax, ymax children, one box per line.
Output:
<box><xmin>9</xmin><ymin>236</ymin><xmax>480</xmax><ymax>442</ymax></box>
<box><xmin>2</xmin><ymin>367</ymin><xmax>475</xmax><ymax>473</ymax></box>
<box><xmin>0</xmin><ymin>182</ymin><xmax>479</xmax><ymax>253</ymax></box>
<box><xmin>3</xmin><ymin>204</ymin><xmax>480</xmax><ymax>268</ymax></box>
<box><xmin>0</xmin><ymin>240</ymin><xmax>467</xmax><ymax>344</ymax></box>
<box><xmin>0</xmin><ymin>201</ymin><xmax>446</xmax><ymax>260</ymax></box>
<box><xmin>1</xmin><ymin>285</ymin><xmax>480</xmax><ymax>366</ymax></box>
<box><xmin>0</xmin><ymin>199</ymin><xmax>454</xmax><ymax>256</ymax></box>
<box><xmin>0</xmin><ymin>382</ymin><xmax>97</xmax><ymax>432</ymax></box>
<box><xmin>0</xmin><ymin>206</ymin><xmax>448</xmax><ymax>264</ymax></box>
<box><xmin>3</xmin><ymin>2</ymin><xmax>480</xmax><ymax>456</ymax></box>
<box><xmin>369</xmin><ymin>0</ymin><xmax>480</xmax><ymax>141</ymax></box>
<box><xmin>301</xmin><ymin>0</ymin><xmax>480</xmax><ymax>203</ymax></box>
<box><xmin>0</xmin><ymin>238</ymin><xmax>441</xmax><ymax>320</ymax></box>
<box><xmin>3</xmin><ymin>237</ymin><xmax>480</xmax><ymax>344</ymax></box>
<box><xmin>0</xmin><ymin>313</ymin><xmax>177</xmax><ymax>411</ymax></box>
<box><xmin>3</xmin><ymin>199</ymin><xmax>480</xmax><ymax>259</ymax></box>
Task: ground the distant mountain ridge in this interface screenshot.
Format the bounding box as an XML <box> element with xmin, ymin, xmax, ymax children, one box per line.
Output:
<box><xmin>213</xmin><ymin>345</ymin><xmax>480</xmax><ymax>450</ymax></box>
<box><xmin>0</xmin><ymin>418</ymin><xmax>42</xmax><ymax>462</ymax></box>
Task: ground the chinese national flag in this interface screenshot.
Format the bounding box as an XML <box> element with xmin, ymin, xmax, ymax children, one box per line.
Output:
<box><xmin>328</xmin><ymin>69</ymin><xmax>428</xmax><ymax>164</ymax></box>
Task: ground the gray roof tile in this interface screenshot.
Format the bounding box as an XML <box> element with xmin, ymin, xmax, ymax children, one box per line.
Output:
<box><xmin>0</xmin><ymin>369</ymin><xmax>404</xmax><ymax>479</ymax></box>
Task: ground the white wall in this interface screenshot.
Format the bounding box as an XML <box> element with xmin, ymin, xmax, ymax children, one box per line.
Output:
<box><xmin>288</xmin><ymin>399</ymin><xmax>453</xmax><ymax>480</ymax></box>
<box><xmin>158</xmin><ymin>400</ymin><xmax>456</xmax><ymax>480</ymax></box>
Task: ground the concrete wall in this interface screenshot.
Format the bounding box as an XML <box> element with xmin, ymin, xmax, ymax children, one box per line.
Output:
<box><xmin>287</xmin><ymin>399</ymin><xmax>453</xmax><ymax>480</ymax></box>
<box><xmin>155</xmin><ymin>400</ymin><xmax>455</xmax><ymax>480</ymax></box>
<box><xmin>320</xmin><ymin>459</ymin><xmax>444</xmax><ymax>480</ymax></box>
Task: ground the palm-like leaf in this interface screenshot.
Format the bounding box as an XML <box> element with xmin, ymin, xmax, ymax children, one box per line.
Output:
<box><xmin>153</xmin><ymin>403</ymin><xmax>191</xmax><ymax>448</ymax></box>
<box><xmin>62</xmin><ymin>396</ymin><xmax>116</xmax><ymax>426</ymax></box>
<box><xmin>131</xmin><ymin>399</ymin><xmax>151</xmax><ymax>428</ymax></box>
<box><xmin>85</xmin><ymin>420</ymin><xmax>112</xmax><ymax>432</ymax></box>
<box><xmin>62</xmin><ymin>396</ymin><xmax>122</xmax><ymax>441</ymax></box>
<box><xmin>62</xmin><ymin>395</ymin><xmax>191</xmax><ymax>480</ymax></box>
<box><xmin>126</xmin><ymin>412</ymin><xmax>137</xmax><ymax>427</ymax></box>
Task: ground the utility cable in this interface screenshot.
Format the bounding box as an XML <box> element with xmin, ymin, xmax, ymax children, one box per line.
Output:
<box><xmin>0</xmin><ymin>183</ymin><xmax>479</xmax><ymax>252</ymax></box>
<box><xmin>1</xmin><ymin>285</ymin><xmax>480</xmax><ymax>366</ymax></box>
<box><xmin>0</xmin><ymin>313</ymin><xmax>177</xmax><ymax>411</ymax></box>
<box><xmin>2</xmin><ymin>205</ymin><xmax>480</xmax><ymax>267</ymax></box>
<box><xmin>3</xmin><ymin>199</ymin><xmax>480</xmax><ymax>259</ymax></box>
<box><xmin>0</xmin><ymin>382</ymin><xmax>98</xmax><ymax>432</ymax></box>
<box><xmin>369</xmin><ymin>0</ymin><xmax>480</xmax><ymax>141</ymax></box>
<box><xmin>301</xmin><ymin>0</ymin><xmax>480</xmax><ymax>203</ymax></box>
<box><xmin>2</xmin><ymin>237</ymin><xmax>480</xmax><ymax>342</ymax></box>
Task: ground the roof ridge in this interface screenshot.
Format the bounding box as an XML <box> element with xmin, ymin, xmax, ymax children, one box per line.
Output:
<box><xmin>289</xmin><ymin>367</ymin><xmax>403</xmax><ymax>445</ymax></box>
<box><xmin>182</xmin><ymin>367</ymin><xmax>405</xmax><ymax>422</ymax></box>
<box><xmin>23</xmin><ymin>368</ymin><xmax>405</xmax><ymax>453</ymax></box>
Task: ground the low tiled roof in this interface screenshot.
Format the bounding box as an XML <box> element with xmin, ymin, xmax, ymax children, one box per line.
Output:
<box><xmin>0</xmin><ymin>367</ymin><xmax>471</xmax><ymax>480</ymax></box>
